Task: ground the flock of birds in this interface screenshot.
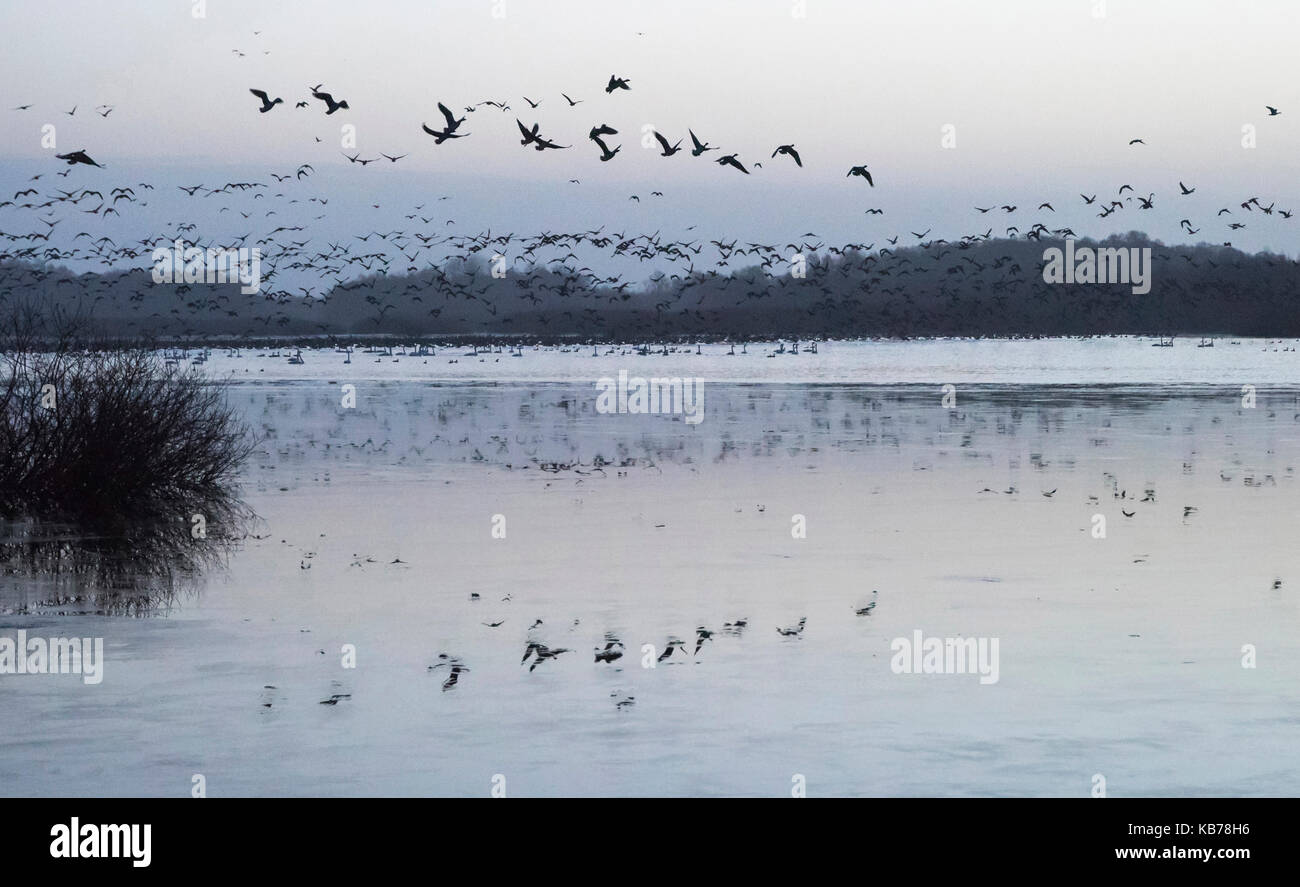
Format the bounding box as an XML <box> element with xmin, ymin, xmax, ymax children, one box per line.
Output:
<box><xmin>3</xmin><ymin>28</ymin><xmax>1295</xmax><ymax>341</ymax></box>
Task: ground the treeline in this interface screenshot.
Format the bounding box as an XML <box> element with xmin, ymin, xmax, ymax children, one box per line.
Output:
<box><xmin>3</xmin><ymin>234</ymin><xmax>1298</xmax><ymax>341</ymax></box>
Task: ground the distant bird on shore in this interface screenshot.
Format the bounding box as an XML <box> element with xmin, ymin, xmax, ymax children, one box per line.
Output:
<box><xmin>694</xmin><ymin>627</ymin><xmax>714</xmax><ymax>655</ymax></box>
<box><xmin>428</xmin><ymin>654</ymin><xmax>469</xmax><ymax>691</ymax></box>
<box><xmin>521</xmin><ymin>642</ymin><xmax>570</xmax><ymax>671</ymax></box>
<box><xmin>777</xmin><ymin>617</ymin><xmax>807</xmax><ymax>637</ymax></box>
<box><xmin>657</xmin><ymin>638</ymin><xmax>688</xmax><ymax>662</ymax></box>
<box><xmin>595</xmin><ymin>636</ymin><xmax>624</xmax><ymax>663</ymax></box>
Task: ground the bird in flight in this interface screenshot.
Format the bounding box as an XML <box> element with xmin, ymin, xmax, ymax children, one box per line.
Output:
<box><xmin>771</xmin><ymin>144</ymin><xmax>803</xmax><ymax>167</ymax></box>
<box><xmin>55</xmin><ymin>149</ymin><xmax>104</xmax><ymax>168</ymax></box>
<box><xmin>422</xmin><ymin>102</ymin><xmax>469</xmax><ymax>143</ymax></box>
<box><xmin>606</xmin><ymin>75</ymin><xmax>631</xmax><ymax>93</ymax></box>
<box><xmin>1128</xmin><ymin>138</ymin><xmax>1145</xmax><ymax>145</ymax></box>
<box><xmin>652</xmin><ymin>131</ymin><xmax>683</xmax><ymax>156</ymax></box>
<box><xmin>589</xmin><ymin>123</ymin><xmax>618</xmax><ymax>141</ymax></box>
<box><xmin>591</xmin><ymin>135</ymin><xmax>620</xmax><ymax>162</ymax></box>
<box><xmin>562</xmin><ymin>93</ymin><xmax>582</xmax><ymax>106</ymax></box>
<box><xmin>249</xmin><ymin>89</ymin><xmax>283</xmax><ymax>113</ymax></box>
<box><xmin>522</xmin><ymin>96</ymin><xmax>541</xmax><ymax>108</ymax></box>
<box><xmin>716</xmin><ymin>154</ymin><xmax>749</xmax><ymax>174</ymax></box>
<box><xmin>1266</xmin><ymin>105</ymin><xmax>1281</xmax><ymax>116</ymax></box>
<box><xmin>310</xmin><ymin>88</ymin><xmax>350</xmax><ymax>114</ymax></box>
<box><xmin>379</xmin><ymin>153</ymin><xmax>407</xmax><ymax>163</ymax></box>
<box><xmin>847</xmin><ymin>165</ymin><xmax>874</xmax><ymax>186</ymax></box>
<box><xmin>1179</xmin><ymin>181</ymin><xmax>1195</xmax><ymax>195</ymax></box>
<box><xmin>688</xmin><ymin>129</ymin><xmax>716</xmax><ymax>156</ymax></box>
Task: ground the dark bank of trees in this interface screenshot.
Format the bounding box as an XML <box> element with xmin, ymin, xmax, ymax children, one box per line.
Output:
<box><xmin>3</xmin><ymin>234</ymin><xmax>1298</xmax><ymax>341</ymax></box>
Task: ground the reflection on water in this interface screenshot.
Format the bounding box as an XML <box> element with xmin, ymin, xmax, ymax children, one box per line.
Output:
<box><xmin>3</xmin><ymin>380</ymin><xmax>1300</xmax><ymax>796</ymax></box>
<box><xmin>0</xmin><ymin>504</ymin><xmax>252</xmax><ymax>616</ymax></box>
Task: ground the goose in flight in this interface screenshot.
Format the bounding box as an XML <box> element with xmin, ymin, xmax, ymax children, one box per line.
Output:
<box><xmin>1179</xmin><ymin>181</ymin><xmax>1195</xmax><ymax>195</ymax></box>
<box><xmin>591</xmin><ymin>135</ymin><xmax>620</xmax><ymax>161</ymax></box>
<box><xmin>562</xmin><ymin>93</ymin><xmax>582</xmax><ymax>106</ymax></box>
<box><xmin>716</xmin><ymin>153</ymin><xmax>749</xmax><ymax>174</ymax></box>
<box><xmin>434</xmin><ymin>102</ymin><xmax>466</xmax><ymax>133</ymax></box>
<box><xmin>589</xmin><ymin>123</ymin><xmax>618</xmax><ymax>141</ymax></box>
<box><xmin>1128</xmin><ymin>138</ymin><xmax>1145</xmax><ymax>145</ymax></box>
<box><xmin>652</xmin><ymin>130</ymin><xmax>682</xmax><ymax>156</ymax></box>
<box><xmin>1266</xmin><ymin>105</ymin><xmax>1281</xmax><ymax>116</ymax></box>
<box><xmin>771</xmin><ymin>144</ymin><xmax>802</xmax><ymax>167</ymax></box>
<box><xmin>606</xmin><ymin>75</ymin><xmax>631</xmax><ymax>93</ymax></box>
<box><xmin>422</xmin><ymin>110</ymin><xmax>469</xmax><ymax>144</ymax></box>
<box><xmin>847</xmin><ymin>165</ymin><xmax>874</xmax><ymax>186</ymax></box>
<box><xmin>249</xmin><ymin>89</ymin><xmax>283</xmax><ymax>112</ymax></box>
<box><xmin>689</xmin><ymin>129</ymin><xmax>716</xmax><ymax>156</ymax></box>
<box><xmin>55</xmin><ymin>149</ymin><xmax>104</xmax><ymax>168</ymax></box>
<box><xmin>522</xmin><ymin>96</ymin><xmax>541</xmax><ymax>108</ymax></box>
<box><xmin>517</xmin><ymin>120</ymin><xmax>568</xmax><ymax>150</ymax></box>
<box><xmin>310</xmin><ymin>88</ymin><xmax>350</xmax><ymax>114</ymax></box>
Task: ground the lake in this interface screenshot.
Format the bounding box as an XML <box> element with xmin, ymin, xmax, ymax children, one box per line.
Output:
<box><xmin>2</xmin><ymin>337</ymin><xmax>1298</xmax><ymax>796</ymax></box>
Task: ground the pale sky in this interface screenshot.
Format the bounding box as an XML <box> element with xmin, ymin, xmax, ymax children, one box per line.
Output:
<box><xmin>1</xmin><ymin>0</ymin><xmax>1297</xmax><ymax>260</ymax></box>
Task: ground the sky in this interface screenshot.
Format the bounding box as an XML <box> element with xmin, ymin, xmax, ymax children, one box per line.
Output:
<box><xmin>1</xmin><ymin>0</ymin><xmax>1297</xmax><ymax>267</ymax></box>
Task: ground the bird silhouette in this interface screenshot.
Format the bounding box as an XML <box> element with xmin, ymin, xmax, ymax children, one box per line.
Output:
<box><xmin>249</xmin><ymin>89</ymin><xmax>283</xmax><ymax>112</ymax></box>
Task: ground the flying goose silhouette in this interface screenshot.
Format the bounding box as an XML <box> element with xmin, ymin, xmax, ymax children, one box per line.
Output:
<box><xmin>772</xmin><ymin>144</ymin><xmax>802</xmax><ymax>167</ymax></box>
<box><xmin>847</xmin><ymin>165</ymin><xmax>874</xmax><ymax>186</ymax></box>
<box><xmin>716</xmin><ymin>153</ymin><xmax>749</xmax><ymax>174</ymax></box>
<box><xmin>652</xmin><ymin>131</ymin><xmax>683</xmax><ymax>156</ymax></box>
<box><xmin>689</xmin><ymin>129</ymin><xmax>716</xmax><ymax>156</ymax></box>
<box><xmin>249</xmin><ymin>89</ymin><xmax>283</xmax><ymax>112</ymax></box>
<box><xmin>310</xmin><ymin>88</ymin><xmax>349</xmax><ymax>114</ymax></box>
